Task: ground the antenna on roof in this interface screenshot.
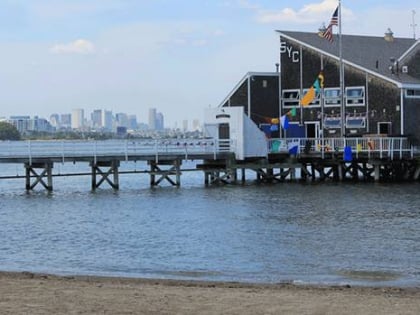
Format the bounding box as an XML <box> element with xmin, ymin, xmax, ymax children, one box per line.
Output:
<box><xmin>411</xmin><ymin>10</ymin><xmax>417</xmax><ymax>40</ymax></box>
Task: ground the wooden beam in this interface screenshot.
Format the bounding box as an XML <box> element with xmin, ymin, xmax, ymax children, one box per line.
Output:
<box><xmin>24</xmin><ymin>162</ymin><xmax>53</xmax><ymax>191</ymax></box>
<box><xmin>90</xmin><ymin>160</ymin><xmax>120</xmax><ymax>190</ymax></box>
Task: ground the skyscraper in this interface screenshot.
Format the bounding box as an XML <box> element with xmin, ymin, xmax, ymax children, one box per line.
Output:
<box><xmin>102</xmin><ymin>110</ymin><xmax>113</xmax><ymax>131</ymax></box>
<box><xmin>60</xmin><ymin>114</ymin><xmax>71</xmax><ymax>129</ymax></box>
<box><xmin>156</xmin><ymin>112</ymin><xmax>164</xmax><ymax>131</ymax></box>
<box><xmin>192</xmin><ymin>119</ymin><xmax>201</xmax><ymax>131</ymax></box>
<box><xmin>148</xmin><ymin>108</ymin><xmax>157</xmax><ymax>130</ymax></box>
<box><xmin>71</xmin><ymin>108</ymin><xmax>84</xmax><ymax>130</ymax></box>
<box><xmin>49</xmin><ymin>114</ymin><xmax>60</xmax><ymax>128</ymax></box>
<box><xmin>116</xmin><ymin>113</ymin><xmax>129</xmax><ymax>128</ymax></box>
<box><xmin>128</xmin><ymin>115</ymin><xmax>138</xmax><ymax>130</ymax></box>
<box><xmin>91</xmin><ymin>110</ymin><xmax>102</xmax><ymax>129</ymax></box>
<box><xmin>182</xmin><ymin>120</ymin><xmax>188</xmax><ymax>132</ymax></box>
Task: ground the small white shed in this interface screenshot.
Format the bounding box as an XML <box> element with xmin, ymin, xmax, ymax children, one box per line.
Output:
<box><xmin>203</xmin><ymin>107</ymin><xmax>268</xmax><ymax>160</ymax></box>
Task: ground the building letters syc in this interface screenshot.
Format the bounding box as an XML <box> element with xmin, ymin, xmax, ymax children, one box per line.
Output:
<box><xmin>280</xmin><ymin>41</ymin><xmax>300</xmax><ymax>63</ymax></box>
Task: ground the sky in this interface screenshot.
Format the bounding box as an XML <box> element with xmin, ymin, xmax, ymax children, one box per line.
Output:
<box><xmin>0</xmin><ymin>0</ymin><xmax>419</xmax><ymax>128</ymax></box>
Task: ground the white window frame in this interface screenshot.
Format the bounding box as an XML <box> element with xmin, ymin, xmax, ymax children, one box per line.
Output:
<box><xmin>324</xmin><ymin>116</ymin><xmax>342</xmax><ymax>129</ymax></box>
<box><xmin>405</xmin><ymin>89</ymin><xmax>420</xmax><ymax>99</ymax></box>
<box><xmin>282</xmin><ymin>89</ymin><xmax>300</xmax><ymax>108</ymax></box>
<box><xmin>324</xmin><ymin>87</ymin><xmax>341</xmax><ymax>107</ymax></box>
<box><xmin>345</xmin><ymin>116</ymin><xmax>366</xmax><ymax>129</ymax></box>
<box><xmin>262</xmin><ymin>80</ymin><xmax>268</xmax><ymax>88</ymax></box>
<box><xmin>346</xmin><ymin>86</ymin><xmax>365</xmax><ymax>107</ymax></box>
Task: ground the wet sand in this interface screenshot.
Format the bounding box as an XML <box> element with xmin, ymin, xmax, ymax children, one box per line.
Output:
<box><xmin>1</xmin><ymin>271</ymin><xmax>420</xmax><ymax>314</ymax></box>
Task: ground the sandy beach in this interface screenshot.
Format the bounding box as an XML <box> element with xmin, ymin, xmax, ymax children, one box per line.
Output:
<box><xmin>0</xmin><ymin>271</ymin><xmax>419</xmax><ymax>314</ymax></box>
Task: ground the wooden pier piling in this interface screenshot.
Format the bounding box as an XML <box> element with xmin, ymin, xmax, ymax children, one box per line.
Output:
<box><xmin>25</xmin><ymin>162</ymin><xmax>54</xmax><ymax>191</ymax></box>
<box><xmin>0</xmin><ymin>139</ymin><xmax>418</xmax><ymax>191</ymax></box>
<box><xmin>90</xmin><ymin>160</ymin><xmax>120</xmax><ymax>191</ymax></box>
<box><xmin>148</xmin><ymin>159</ymin><xmax>182</xmax><ymax>187</ymax></box>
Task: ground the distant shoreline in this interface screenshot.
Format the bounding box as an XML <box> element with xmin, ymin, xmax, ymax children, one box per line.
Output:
<box><xmin>1</xmin><ymin>271</ymin><xmax>420</xmax><ymax>314</ymax></box>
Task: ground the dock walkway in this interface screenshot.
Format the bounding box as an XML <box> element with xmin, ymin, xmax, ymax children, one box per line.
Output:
<box><xmin>0</xmin><ymin>137</ymin><xmax>419</xmax><ymax>191</ymax></box>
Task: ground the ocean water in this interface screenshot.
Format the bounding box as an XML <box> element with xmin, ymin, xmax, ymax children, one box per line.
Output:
<box><xmin>0</xmin><ymin>161</ymin><xmax>419</xmax><ymax>287</ymax></box>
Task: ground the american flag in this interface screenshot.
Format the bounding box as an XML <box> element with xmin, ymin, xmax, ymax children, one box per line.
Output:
<box><xmin>323</xmin><ymin>6</ymin><xmax>339</xmax><ymax>42</ymax></box>
<box><xmin>323</xmin><ymin>25</ymin><xmax>334</xmax><ymax>42</ymax></box>
<box><xmin>329</xmin><ymin>6</ymin><xmax>339</xmax><ymax>26</ymax></box>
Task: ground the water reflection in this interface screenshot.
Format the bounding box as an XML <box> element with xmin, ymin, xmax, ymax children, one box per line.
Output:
<box><xmin>0</xmin><ymin>163</ymin><xmax>420</xmax><ymax>286</ymax></box>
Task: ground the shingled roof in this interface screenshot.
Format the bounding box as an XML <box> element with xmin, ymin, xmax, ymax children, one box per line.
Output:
<box><xmin>277</xmin><ymin>30</ymin><xmax>420</xmax><ymax>86</ymax></box>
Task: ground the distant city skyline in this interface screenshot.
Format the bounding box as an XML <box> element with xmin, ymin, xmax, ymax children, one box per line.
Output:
<box><xmin>0</xmin><ymin>1</ymin><xmax>418</xmax><ymax>126</ymax></box>
<box><xmin>1</xmin><ymin>108</ymin><xmax>198</xmax><ymax>131</ymax></box>
<box><xmin>1</xmin><ymin>107</ymin><xmax>202</xmax><ymax>135</ymax></box>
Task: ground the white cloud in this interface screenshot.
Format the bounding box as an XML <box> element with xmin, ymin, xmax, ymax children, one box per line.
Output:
<box><xmin>256</xmin><ymin>0</ymin><xmax>350</xmax><ymax>25</ymax></box>
<box><xmin>50</xmin><ymin>39</ymin><xmax>96</xmax><ymax>55</ymax></box>
<box><xmin>301</xmin><ymin>0</ymin><xmax>338</xmax><ymax>14</ymax></box>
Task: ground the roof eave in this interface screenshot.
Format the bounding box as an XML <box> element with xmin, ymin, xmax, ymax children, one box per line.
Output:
<box><xmin>217</xmin><ymin>72</ymin><xmax>279</xmax><ymax>108</ymax></box>
<box><xmin>398</xmin><ymin>39</ymin><xmax>420</xmax><ymax>62</ymax></box>
<box><xmin>400</xmin><ymin>83</ymin><xmax>420</xmax><ymax>89</ymax></box>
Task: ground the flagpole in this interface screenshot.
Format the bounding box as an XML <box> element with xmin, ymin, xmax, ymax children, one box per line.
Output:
<box><xmin>339</xmin><ymin>0</ymin><xmax>345</xmax><ymax>138</ymax></box>
<box><xmin>320</xmin><ymin>56</ymin><xmax>324</xmax><ymax>159</ymax></box>
<box><xmin>278</xmin><ymin>36</ymin><xmax>283</xmax><ymax>138</ymax></box>
<box><xmin>299</xmin><ymin>45</ymin><xmax>304</xmax><ymax>126</ymax></box>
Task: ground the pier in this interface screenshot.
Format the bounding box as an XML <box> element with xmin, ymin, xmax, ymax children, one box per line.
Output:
<box><xmin>0</xmin><ymin>137</ymin><xmax>419</xmax><ymax>191</ymax></box>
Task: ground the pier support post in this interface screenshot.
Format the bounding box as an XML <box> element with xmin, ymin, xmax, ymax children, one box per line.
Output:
<box><xmin>338</xmin><ymin>163</ymin><xmax>343</xmax><ymax>181</ymax></box>
<box><xmin>414</xmin><ymin>166</ymin><xmax>420</xmax><ymax>180</ymax></box>
<box><xmin>267</xmin><ymin>168</ymin><xmax>274</xmax><ymax>181</ymax></box>
<box><xmin>351</xmin><ymin>162</ymin><xmax>359</xmax><ymax>181</ymax></box>
<box><xmin>374</xmin><ymin>164</ymin><xmax>380</xmax><ymax>182</ymax></box>
<box><xmin>332</xmin><ymin>165</ymin><xmax>340</xmax><ymax>181</ymax></box>
<box><xmin>90</xmin><ymin>160</ymin><xmax>120</xmax><ymax>191</ymax></box>
<box><xmin>311</xmin><ymin>164</ymin><xmax>316</xmax><ymax>181</ymax></box>
<box><xmin>202</xmin><ymin>169</ymin><xmax>235</xmax><ymax>185</ymax></box>
<box><xmin>300</xmin><ymin>164</ymin><xmax>310</xmax><ymax>181</ymax></box>
<box><xmin>149</xmin><ymin>159</ymin><xmax>181</xmax><ymax>187</ymax></box>
<box><xmin>290</xmin><ymin>168</ymin><xmax>296</xmax><ymax>180</ymax></box>
<box><xmin>231</xmin><ymin>168</ymin><xmax>238</xmax><ymax>182</ymax></box>
<box><xmin>24</xmin><ymin>162</ymin><xmax>54</xmax><ymax>191</ymax></box>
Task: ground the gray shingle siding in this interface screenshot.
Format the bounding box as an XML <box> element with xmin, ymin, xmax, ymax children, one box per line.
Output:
<box><xmin>278</xmin><ymin>31</ymin><xmax>420</xmax><ymax>142</ymax></box>
<box><xmin>218</xmin><ymin>31</ymin><xmax>420</xmax><ymax>143</ymax></box>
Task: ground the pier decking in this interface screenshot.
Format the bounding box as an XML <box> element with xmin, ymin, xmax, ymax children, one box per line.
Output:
<box><xmin>0</xmin><ymin>137</ymin><xmax>419</xmax><ymax>191</ymax></box>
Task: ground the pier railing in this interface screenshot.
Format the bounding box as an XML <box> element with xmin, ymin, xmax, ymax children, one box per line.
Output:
<box><xmin>0</xmin><ymin>139</ymin><xmax>233</xmax><ymax>163</ymax></box>
<box><xmin>268</xmin><ymin>137</ymin><xmax>414</xmax><ymax>160</ymax></box>
<box><xmin>0</xmin><ymin>137</ymin><xmax>414</xmax><ymax>164</ymax></box>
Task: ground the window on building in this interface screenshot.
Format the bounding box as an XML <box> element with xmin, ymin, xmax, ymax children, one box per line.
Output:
<box><xmin>378</xmin><ymin>122</ymin><xmax>392</xmax><ymax>135</ymax></box>
<box><xmin>346</xmin><ymin>87</ymin><xmax>365</xmax><ymax>106</ymax></box>
<box><xmin>406</xmin><ymin>89</ymin><xmax>420</xmax><ymax>98</ymax></box>
<box><xmin>324</xmin><ymin>117</ymin><xmax>341</xmax><ymax>129</ymax></box>
<box><xmin>346</xmin><ymin>116</ymin><xmax>366</xmax><ymax>128</ymax></box>
<box><xmin>324</xmin><ymin>88</ymin><xmax>341</xmax><ymax>107</ymax></box>
<box><xmin>282</xmin><ymin>90</ymin><xmax>300</xmax><ymax>108</ymax></box>
<box><xmin>262</xmin><ymin>80</ymin><xmax>268</xmax><ymax>88</ymax></box>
